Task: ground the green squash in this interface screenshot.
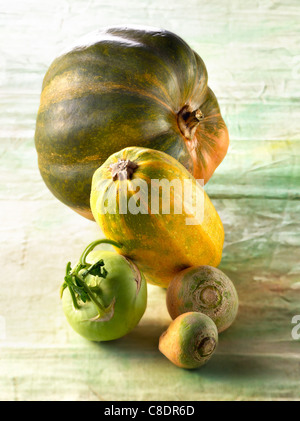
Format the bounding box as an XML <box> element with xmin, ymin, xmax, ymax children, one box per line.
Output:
<box><xmin>35</xmin><ymin>25</ymin><xmax>229</xmax><ymax>220</ymax></box>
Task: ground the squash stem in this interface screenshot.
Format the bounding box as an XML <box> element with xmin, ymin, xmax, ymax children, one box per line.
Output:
<box><xmin>109</xmin><ymin>158</ymin><xmax>138</xmax><ymax>181</ymax></box>
<box><xmin>177</xmin><ymin>105</ymin><xmax>204</xmax><ymax>140</ymax></box>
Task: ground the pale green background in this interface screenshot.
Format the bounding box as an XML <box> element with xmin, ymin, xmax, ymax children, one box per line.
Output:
<box><xmin>1</xmin><ymin>0</ymin><xmax>300</xmax><ymax>401</ymax></box>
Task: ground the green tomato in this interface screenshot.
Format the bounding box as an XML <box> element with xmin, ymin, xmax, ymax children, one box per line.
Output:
<box><xmin>61</xmin><ymin>239</ymin><xmax>147</xmax><ymax>341</ymax></box>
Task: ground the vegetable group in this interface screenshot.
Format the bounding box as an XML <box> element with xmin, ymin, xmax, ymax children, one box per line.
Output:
<box><xmin>166</xmin><ymin>266</ymin><xmax>239</xmax><ymax>332</ymax></box>
<box><xmin>35</xmin><ymin>26</ymin><xmax>239</xmax><ymax>369</ymax></box>
<box><xmin>159</xmin><ymin>312</ymin><xmax>218</xmax><ymax>369</ymax></box>
<box><xmin>34</xmin><ymin>25</ymin><xmax>229</xmax><ymax>220</ymax></box>
<box><xmin>61</xmin><ymin>239</ymin><xmax>147</xmax><ymax>341</ymax></box>
<box><xmin>90</xmin><ymin>146</ymin><xmax>224</xmax><ymax>288</ymax></box>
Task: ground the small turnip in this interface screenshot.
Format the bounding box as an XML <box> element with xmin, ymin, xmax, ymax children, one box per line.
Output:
<box><xmin>159</xmin><ymin>312</ymin><xmax>218</xmax><ymax>369</ymax></box>
<box><xmin>166</xmin><ymin>266</ymin><xmax>238</xmax><ymax>333</ymax></box>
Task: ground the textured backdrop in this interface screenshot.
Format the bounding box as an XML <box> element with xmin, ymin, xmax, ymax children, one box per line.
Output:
<box><xmin>1</xmin><ymin>0</ymin><xmax>300</xmax><ymax>400</ymax></box>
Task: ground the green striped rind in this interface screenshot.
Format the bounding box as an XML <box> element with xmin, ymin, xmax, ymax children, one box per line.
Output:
<box><xmin>90</xmin><ymin>146</ymin><xmax>224</xmax><ymax>287</ymax></box>
<box><xmin>178</xmin><ymin>312</ymin><xmax>218</xmax><ymax>369</ymax></box>
<box><xmin>35</xmin><ymin>25</ymin><xmax>228</xmax><ymax>219</ymax></box>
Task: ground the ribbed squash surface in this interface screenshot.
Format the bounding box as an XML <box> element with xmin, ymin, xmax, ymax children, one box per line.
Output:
<box><xmin>35</xmin><ymin>26</ymin><xmax>229</xmax><ymax>220</ymax></box>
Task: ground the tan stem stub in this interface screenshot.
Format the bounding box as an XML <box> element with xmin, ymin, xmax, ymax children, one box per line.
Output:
<box><xmin>200</xmin><ymin>286</ymin><xmax>222</xmax><ymax>308</ymax></box>
<box><xmin>197</xmin><ymin>337</ymin><xmax>216</xmax><ymax>358</ymax></box>
<box><xmin>109</xmin><ymin>158</ymin><xmax>138</xmax><ymax>181</ymax></box>
<box><xmin>177</xmin><ymin>105</ymin><xmax>204</xmax><ymax>140</ymax></box>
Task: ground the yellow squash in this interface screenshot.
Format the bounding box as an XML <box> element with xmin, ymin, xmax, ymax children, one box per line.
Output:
<box><xmin>90</xmin><ymin>147</ymin><xmax>224</xmax><ymax>288</ymax></box>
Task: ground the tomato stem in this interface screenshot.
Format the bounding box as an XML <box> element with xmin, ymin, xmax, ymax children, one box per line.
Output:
<box><xmin>68</xmin><ymin>283</ymin><xmax>80</xmax><ymax>310</ymax></box>
<box><xmin>62</xmin><ymin>239</ymin><xmax>122</xmax><ymax>316</ymax></box>
<box><xmin>73</xmin><ymin>273</ymin><xmax>107</xmax><ymax>314</ymax></box>
<box><xmin>79</xmin><ymin>238</ymin><xmax>122</xmax><ymax>266</ymax></box>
